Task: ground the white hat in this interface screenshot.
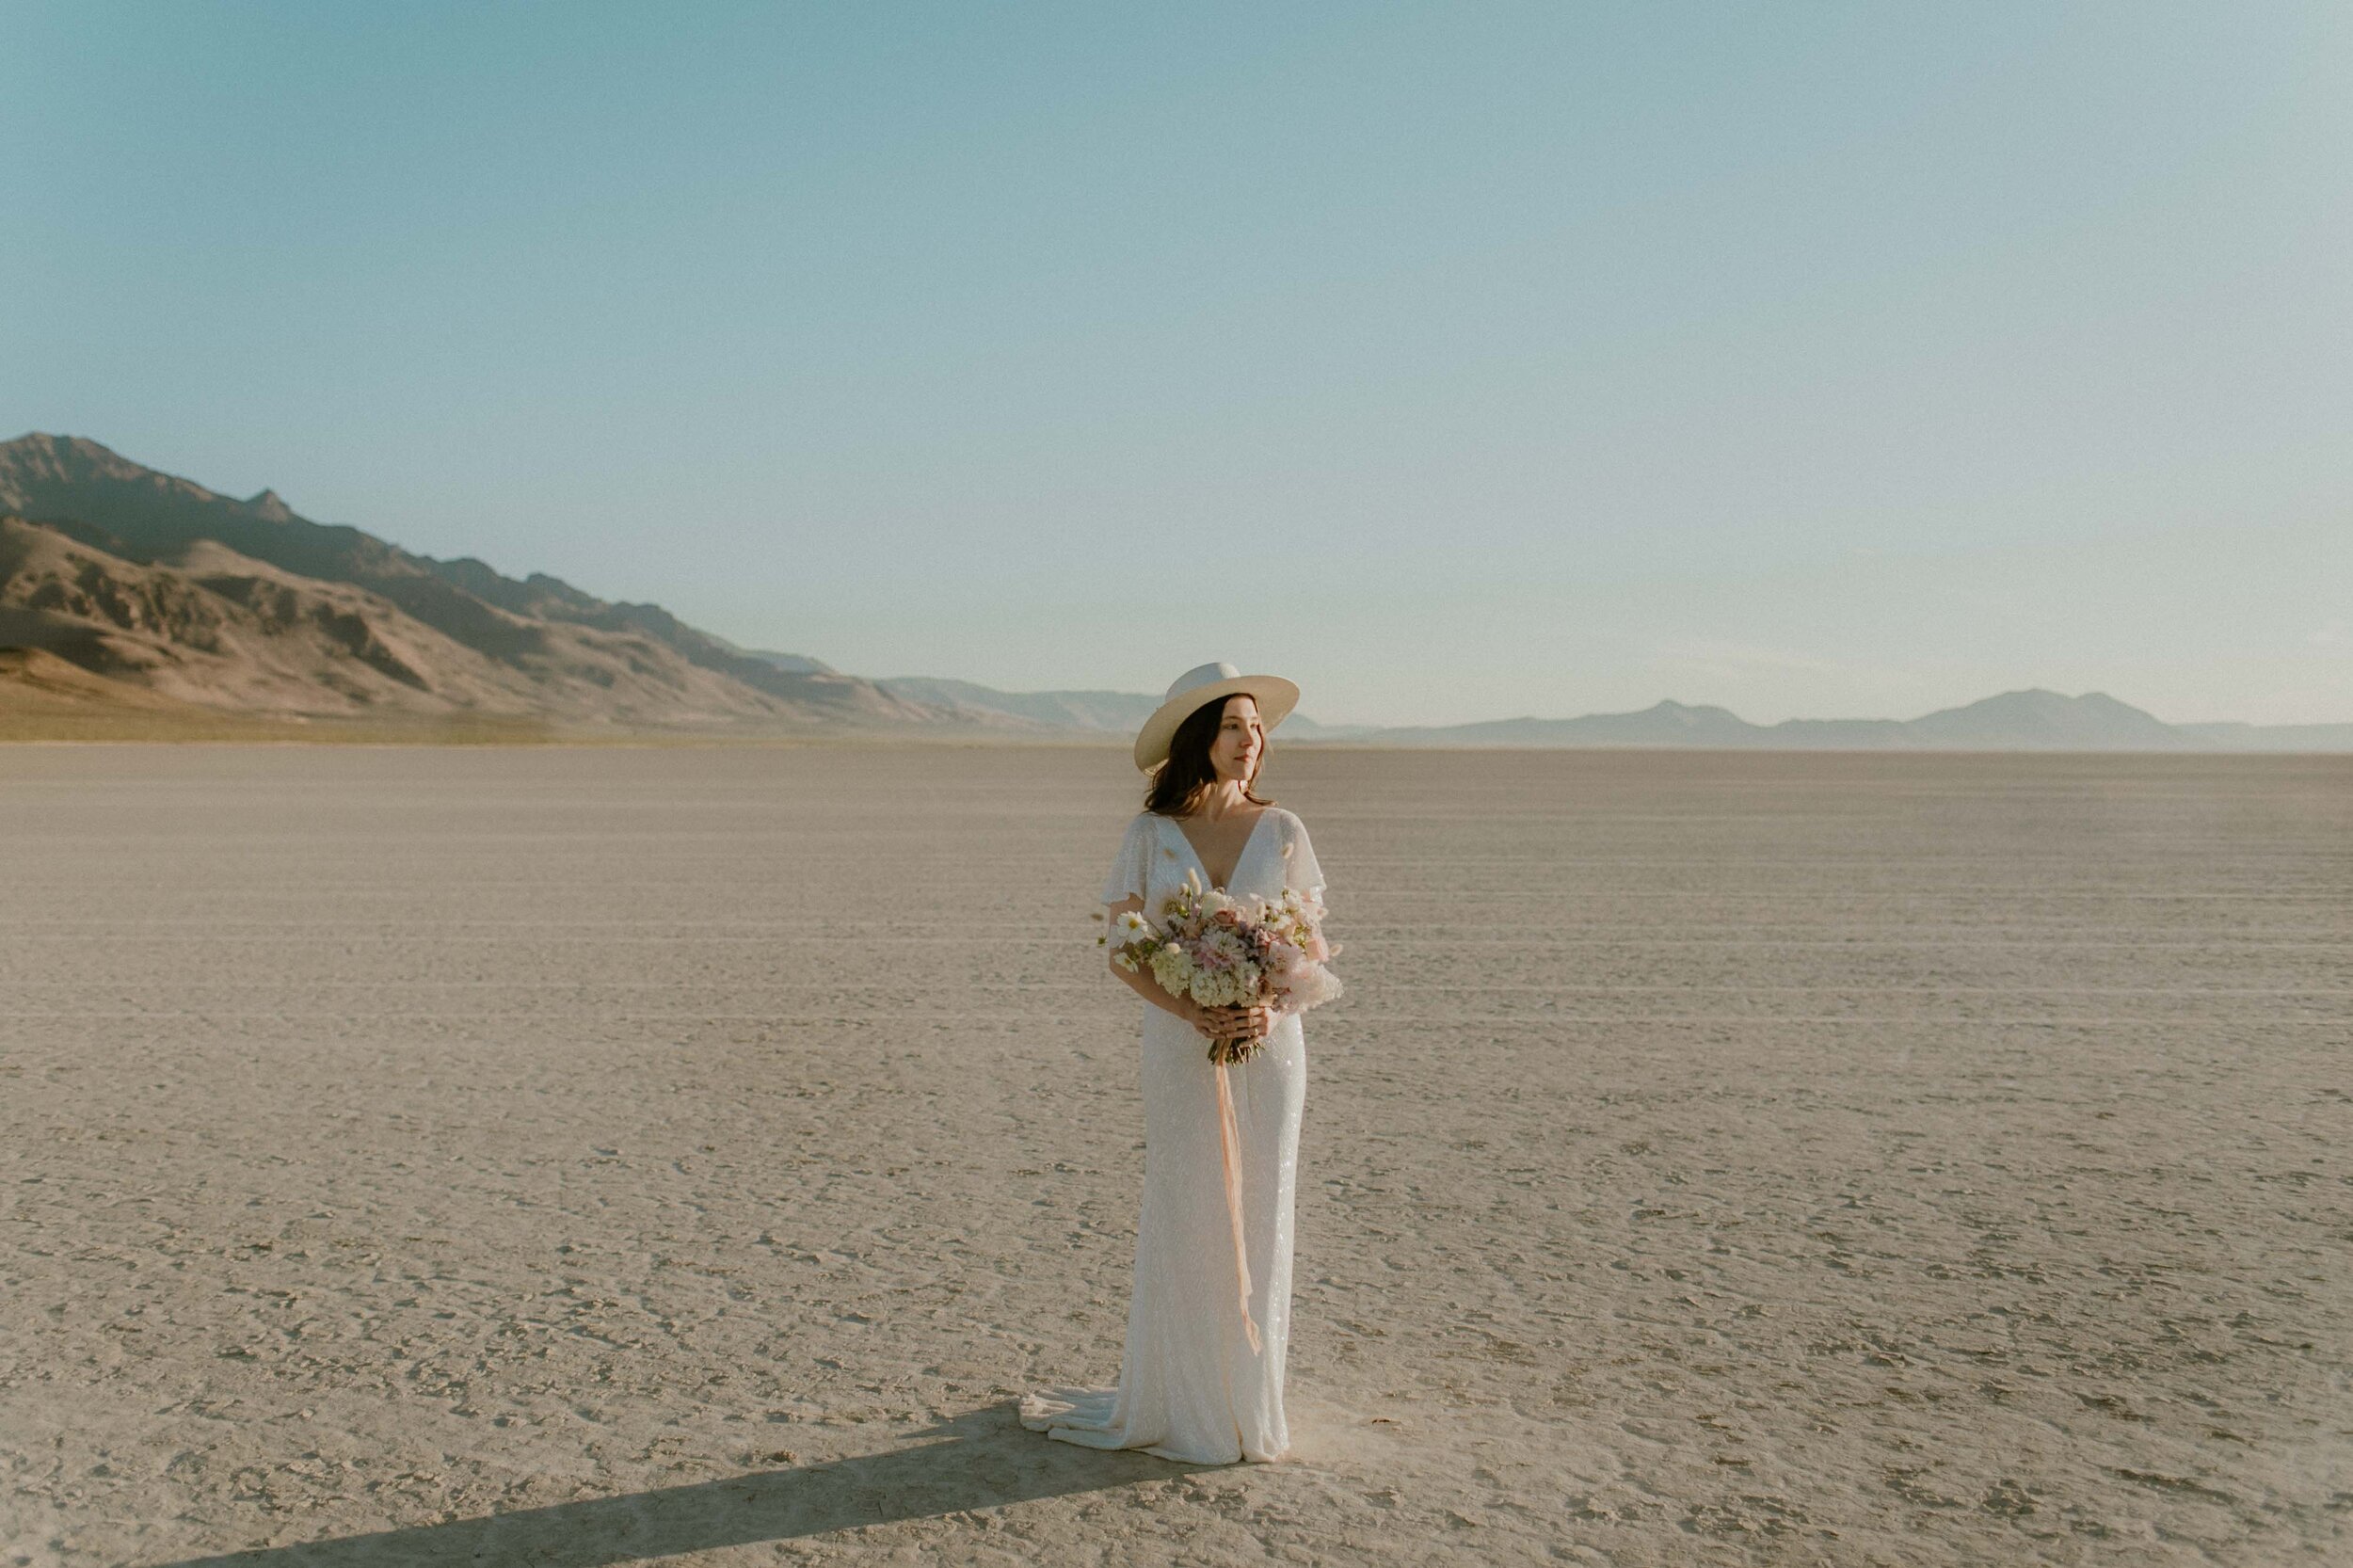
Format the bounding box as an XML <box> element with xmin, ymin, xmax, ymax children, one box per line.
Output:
<box><xmin>1133</xmin><ymin>661</ymin><xmax>1301</xmax><ymax>773</ymax></box>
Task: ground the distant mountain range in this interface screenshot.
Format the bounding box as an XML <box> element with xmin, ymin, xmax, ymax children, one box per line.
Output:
<box><xmin>872</xmin><ymin>681</ymin><xmax>2353</xmax><ymax>752</ymax></box>
<box><xmin>1302</xmin><ymin>692</ymin><xmax>2353</xmax><ymax>752</ymax></box>
<box><xmin>868</xmin><ymin>677</ymin><xmax>1357</xmax><ymax>740</ymax></box>
<box><xmin>3</xmin><ymin>433</ymin><xmax>2345</xmax><ymax>749</ymax></box>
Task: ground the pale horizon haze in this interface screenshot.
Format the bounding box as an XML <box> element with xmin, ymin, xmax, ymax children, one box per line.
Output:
<box><xmin>4</xmin><ymin>3</ymin><xmax>2346</xmax><ymax>728</ymax></box>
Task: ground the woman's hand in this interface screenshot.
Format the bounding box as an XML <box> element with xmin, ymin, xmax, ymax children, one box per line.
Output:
<box><xmin>1196</xmin><ymin>1002</ymin><xmax>1275</xmax><ymax>1042</ymax></box>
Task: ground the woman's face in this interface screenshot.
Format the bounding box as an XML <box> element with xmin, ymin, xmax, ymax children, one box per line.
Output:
<box><xmin>1209</xmin><ymin>695</ymin><xmax>1265</xmax><ymax>785</ymax></box>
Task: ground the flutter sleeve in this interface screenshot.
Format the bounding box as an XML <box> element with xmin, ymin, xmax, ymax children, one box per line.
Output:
<box><xmin>1101</xmin><ymin>813</ymin><xmax>1155</xmax><ymax>905</ymax></box>
<box><xmin>1279</xmin><ymin>809</ymin><xmax>1326</xmax><ymax>902</ymax></box>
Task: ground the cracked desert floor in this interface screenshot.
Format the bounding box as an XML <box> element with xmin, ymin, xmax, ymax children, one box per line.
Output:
<box><xmin>3</xmin><ymin>743</ymin><xmax>2346</xmax><ymax>1567</ymax></box>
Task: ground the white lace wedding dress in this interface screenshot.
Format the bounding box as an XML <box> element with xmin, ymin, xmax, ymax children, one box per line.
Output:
<box><xmin>1021</xmin><ymin>806</ymin><xmax>1325</xmax><ymax>1464</ymax></box>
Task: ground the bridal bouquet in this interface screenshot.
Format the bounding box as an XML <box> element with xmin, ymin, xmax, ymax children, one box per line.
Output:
<box><xmin>1098</xmin><ymin>869</ymin><xmax>1344</xmax><ymax>1063</ymax></box>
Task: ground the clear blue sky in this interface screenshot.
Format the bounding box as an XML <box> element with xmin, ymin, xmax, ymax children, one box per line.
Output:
<box><xmin>5</xmin><ymin>3</ymin><xmax>2346</xmax><ymax>726</ymax></box>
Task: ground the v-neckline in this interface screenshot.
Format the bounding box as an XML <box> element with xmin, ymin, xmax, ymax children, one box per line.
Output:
<box><xmin>1166</xmin><ymin>808</ymin><xmax>1273</xmax><ymax>893</ymax></box>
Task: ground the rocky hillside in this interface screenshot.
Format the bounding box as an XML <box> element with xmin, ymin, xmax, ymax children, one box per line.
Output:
<box><xmin>0</xmin><ymin>515</ymin><xmax>808</xmax><ymax>724</ymax></box>
<box><xmin>0</xmin><ymin>434</ymin><xmax>1000</xmax><ymax>729</ymax></box>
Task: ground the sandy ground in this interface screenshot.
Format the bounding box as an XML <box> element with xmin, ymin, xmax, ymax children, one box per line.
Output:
<box><xmin>1</xmin><ymin>743</ymin><xmax>2346</xmax><ymax>1567</ymax></box>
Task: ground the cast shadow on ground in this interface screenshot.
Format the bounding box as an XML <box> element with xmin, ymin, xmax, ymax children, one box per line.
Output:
<box><xmin>154</xmin><ymin>1403</ymin><xmax>1212</xmax><ymax>1567</ymax></box>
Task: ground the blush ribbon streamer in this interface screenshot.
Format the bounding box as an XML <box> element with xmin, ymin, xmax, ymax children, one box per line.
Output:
<box><xmin>1214</xmin><ymin>1058</ymin><xmax>1263</xmax><ymax>1354</ymax></box>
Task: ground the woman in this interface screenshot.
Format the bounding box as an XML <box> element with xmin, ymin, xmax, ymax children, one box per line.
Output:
<box><xmin>1021</xmin><ymin>661</ymin><xmax>1329</xmax><ymax>1464</ymax></box>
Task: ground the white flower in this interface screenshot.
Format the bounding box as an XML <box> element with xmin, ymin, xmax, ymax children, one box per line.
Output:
<box><xmin>1148</xmin><ymin>945</ymin><xmax>1197</xmax><ymax>995</ymax></box>
<box><xmin>1192</xmin><ymin>963</ymin><xmax>1259</xmax><ymax>1010</ymax></box>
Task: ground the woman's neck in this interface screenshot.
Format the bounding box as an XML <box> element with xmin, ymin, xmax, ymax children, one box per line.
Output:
<box><xmin>1193</xmin><ymin>781</ymin><xmax>1255</xmax><ymax>821</ymax></box>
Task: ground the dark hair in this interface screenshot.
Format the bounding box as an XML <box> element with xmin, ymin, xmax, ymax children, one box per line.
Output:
<box><xmin>1145</xmin><ymin>694</ymin><xmax>1276</xmax><ymax>817</ymax></box>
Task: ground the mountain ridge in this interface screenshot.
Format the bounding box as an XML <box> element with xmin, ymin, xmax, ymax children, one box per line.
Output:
<box><xmin>0</xmin><ymin>514</ymin><xmax>803</xmax><ymax>723</ymax></box>
<box><xmin>1279</xmin><ymin>690</ymin><xmax>2351</xmax><ymax>751</ymax></box>
<box><xmin>0</xmin><ymin>433</ymin><xmax>996</xmax><ymax>730</ymax></box>
<box><xmin>894</xmin><ymin>682</ymin><xmax>2353</xmax><ymax>752</ymax></box>
<box><xmin>5</xmin><ymin>433</ymin><xmax>2344</xmax><ymax>748</ymax></box>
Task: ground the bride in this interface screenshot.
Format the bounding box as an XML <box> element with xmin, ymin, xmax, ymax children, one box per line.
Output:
<box><xmin>1021</xmin><ymin>661</ymin><xmax>1330</xmax><ymax>1464</ymax></box>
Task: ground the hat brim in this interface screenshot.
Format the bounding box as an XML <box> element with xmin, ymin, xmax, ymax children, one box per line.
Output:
<box><xmin>1133</xmin><ymin>674</ymin><xmax>1301</xmax><ymax>773</ymax></box>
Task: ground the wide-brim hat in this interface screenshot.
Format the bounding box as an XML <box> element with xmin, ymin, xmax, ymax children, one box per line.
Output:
<box><xmin>1133</xmin><ymin>661</ymin><xmax>1301</xmax><ymax>773</ymax></box>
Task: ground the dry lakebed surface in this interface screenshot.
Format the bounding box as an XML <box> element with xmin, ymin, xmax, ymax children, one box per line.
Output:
<box><xmin>2</xmin><ymin>743</ymin><xmax>2346</xmax><ymax>1566</ymax></box>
